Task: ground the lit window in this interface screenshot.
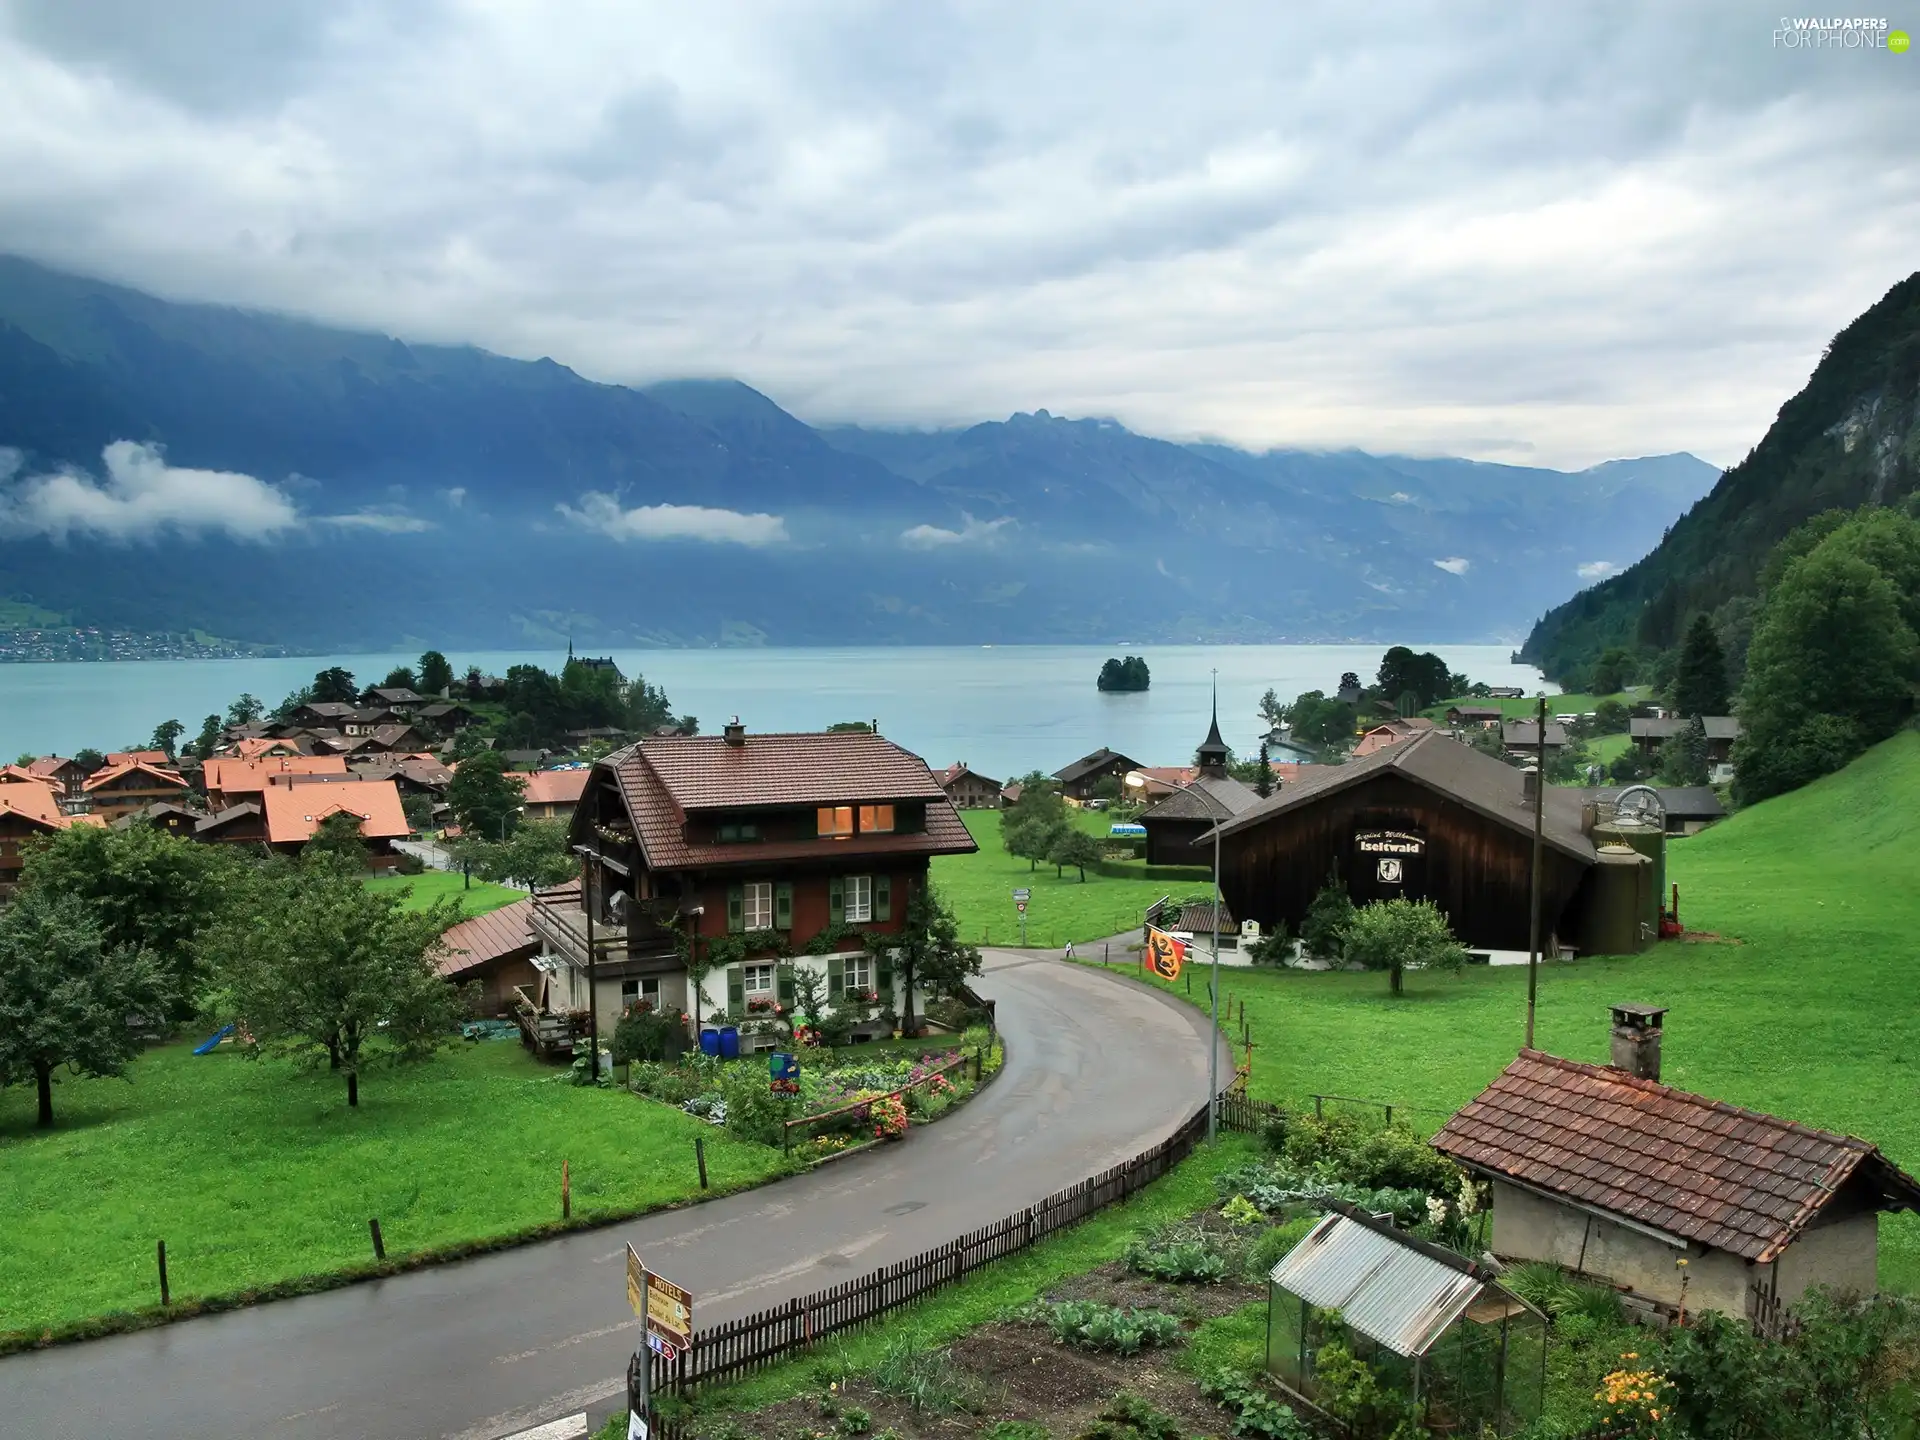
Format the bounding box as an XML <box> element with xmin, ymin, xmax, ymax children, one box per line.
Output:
<box><xmin>743</xmin><ymin>963</ymin><xmax>777</xmax><ymax>998</ymax></box>
<box><xmin>743</xmin><ymin>881</ymin><xmax>773</xmax><ymax>929</ymax></box>
<box><xmin>817</xmin><ymin>806</ymin><xmax>853</xmax><ymax>837</ymax></box>
<box><xmin>844</xmin><ymin>875</ymin><xmax>873</xmax><ymax>923</ymax></box>
<box><xmin>843</xmin><ymin>955</ymin><xmax>874</xmax><ymax>996</ymax></box>
<box><xmin>859</xmin><ymin>804</ymin><xmax>894</xmax><ymax>833</ymax></box>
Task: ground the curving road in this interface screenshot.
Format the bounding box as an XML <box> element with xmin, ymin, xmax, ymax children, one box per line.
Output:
<box><xmin>0</xmin><ymin>953</ymin><xmax>1227</xmax><ymax>1440</ymax></box>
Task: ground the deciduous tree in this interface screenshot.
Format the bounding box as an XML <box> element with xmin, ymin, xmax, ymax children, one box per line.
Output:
<box><xmin>458</xmin><ymin>819</ymin><xmax>576</xmax><ymax>890</ymax></box>
<box><xmin>204</xmin><ymin>858</ymin><xmax>468</xmax><ymax>1107</ymax></box>
<box><xmin>1375</xmin><ymin>647</ymin><xmax>1452</xmax><ymax>711</ymax></box>
<box><xmin>0</xmin><ymin>890</ymin><xmax>161</xmax><ymax>1127</ymax></box>
<box><xmin>1047</xmin><ymin>827</ymin><xmax>1102</xmax><ymax>881</ymax></box>
<box><xmin>304</xmin><ymin>811</ymin><xmax>372</xmax><ymax>870</ymax></box>
<box><xmin>446</xmin><ymin>749</ymin><xmax>527</xmax><ymax>839</ymax></box>
<box><xmin>189</xmin><ymin>713</ymin><xmax>223</xmax><ymax>762</ymax></box>
<box><xmin>310</xmin><ymin>667</ymin><xmax>358</xmax><ymax>704</ymax></box>
<box><xmin>1657</xmin><ymin>717</ymin><xmax>1710</xmax><ymax>787</ymax></box>
<box><xmin>225</xmin><ymin>692</ymin><xmax>264</xmax><ymax>726</ymax></box>
<box><xmin>882</xmin><ymin>884</ymin><xmax>982</xmax><ymax>1035</ymax></box>
<box><xmin>1342</xmin><ymin>898</ymin><xmax>1467</xmax><ymax>996</ymax></box>
<box><xmin>21</xmin><ymin>825</ymin><xmax>242</xmax><ymax>1023</ymax></box>
<box><xmin>148</xmin><ymin>718</ymin><xmax>184</xmax><ymax>759</ymax></box>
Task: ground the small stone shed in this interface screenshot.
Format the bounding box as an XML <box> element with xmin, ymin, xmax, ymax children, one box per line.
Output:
<box><xmin>1432</xmin><ymin>1006</ymin><xmax>1920</xmax><ymax>1330</ymax></box>
<box><xmin>1266</xmin><ymin>1200</ymin><xmax>1546</xmax><ymax>1434</ymax></box>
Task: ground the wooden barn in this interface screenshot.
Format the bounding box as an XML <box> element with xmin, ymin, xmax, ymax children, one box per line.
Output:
<box><xmin>1209</xmin><ymin>730</ymin><xmax>1599</xmax><ymax>954</ymax></box>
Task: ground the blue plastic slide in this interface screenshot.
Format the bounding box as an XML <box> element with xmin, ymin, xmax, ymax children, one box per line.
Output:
<box><xmin>193</xmin><ymin>1025</ymin><xmax>234</xmax><ymax>1056</ymax></box>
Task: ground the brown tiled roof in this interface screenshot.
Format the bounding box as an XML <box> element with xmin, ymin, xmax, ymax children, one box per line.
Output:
<box><xmin>436</xmin><ymin>898</ymin><xmax>537</xmax><ymax>978</ymax></box>
<box><xmin>1631</xmin><ymin>717</ymin><xmax>1742</xmax><ymax>742</ymax></box>
<box><xmin>104</xmin><ymin>750</ymin><xmax>171</xmax><ymax>767</ymax></box>
<box><xmin>1210</xmin><ymin>730</ymin><xmax>1595</xmax><ymax>864</ymax></box>
<box><xmin>0</xmin><ymin>782</ymin><xmax>67</xmax><ymax>827</ymax></box>
<box><xmin>196</xmin><ymin>801</ymin><xmax>263</xmax><ymax>836</ymax></box>
<box><xmin>1141</xmin><ymin>775</ymin><xmax>1262</xmax><ymax>823</ymax></box>
<box><xmin>1432</xmin><ymin>1050</ymin><xmax>1920</xmax><ymax>1262</ymax></box>
<box><xmin>521</xmin><ymin>769</ymin><xmax>589</xmax><ymax>806</ymax></box>
<box><xmin>600</xmin><ymin>732</ymin><xmax>976</xmax><ymax>870</ymax></box>
<box><xmin>1501</xmin><ymin>720</ymin><xmax>1569</xmax><ymax>748</ymax></box>
<box><xmin>935</xmin><ymin>762</ymin><xmax>1001</xmax><ymax>790</ymax></box>
<box><xmin>1054</xmin><ymin>748</ymin><xmax>1141</xmax><ymax>784</ymax></box>
<box><xmin>26</xmin><ymin>756</ymin><xmax>75</xmax><ymax>777</ymax></box>
<box><xmin>1171</xmin><ymin>900</ymin><xmax>1236</xmax><ymax>934</ymax></box>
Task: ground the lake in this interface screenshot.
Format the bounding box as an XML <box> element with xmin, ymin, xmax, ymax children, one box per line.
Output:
<box><xmin>0</xmin><ymin>644</ymin><xmax>1550</xmax><ymax>779</ymax></box>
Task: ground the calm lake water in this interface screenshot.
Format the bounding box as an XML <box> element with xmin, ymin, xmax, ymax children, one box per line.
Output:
<box><xmin>0</xmin><ymin>644</ymin><xmax>1550</xmax><ymax>779</ymax></box>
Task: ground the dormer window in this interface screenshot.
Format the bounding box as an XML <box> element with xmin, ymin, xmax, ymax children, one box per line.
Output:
<box><xmin>859</xmin><ymin>804</ymin><xmax>894</xmax><ymax>833</ymax></box>
<box><xmin>817</xmin><ymin>806</ymin><xmax>854</xmax><ymax>837</ymax></box>
<box><xmin>717</xmin><ymin>821</ymin><xmax>760</xmax><ymax>843</ymax></box>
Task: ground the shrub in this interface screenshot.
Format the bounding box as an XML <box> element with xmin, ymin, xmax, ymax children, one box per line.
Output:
<box><xmin>1199</xmin><ymin>1369</ymin><xmax>1314</xmax><ymax>1440</ymax></box>
<box><xmin>1220</xmin><ymin>1195</ymin><xmax>1263</xmax><ymax>1227</ymax></box>
<box><xmin>1282</xmin><ymin>1113</ymin><xmax>1463</xmax><ymax>1195</ymax></box>
<box><xmin>1036</xmin><ymin>1300</ymin><xmax>1184</xmax><ymax>1355</ymax></box>
<box><xmin>1247</xmin><ymin>1215</ymin><xmax>1320</xmax><ymax>1280</ymax></box>
<box><xmin>612</xmin><ymin>1003</ymin><xmax>689</xmax><ymax>1064</ymax></box>
<box><xmin>981</xmin><ymin>1424</ymin><xmax>1051</xmax><ymax>1440</ymax></box>
<box><xmin>1299</xmin><ymin>873</ymin><xmax>1356</xmax><ymax>959</ymax></box>
<box><xmin>1312</xmin><ymin>1341</ymin><xmax>1422</xmax><ymax>1438</ymax></box>
<box><xmin>394</xmin><ymin>850</ymin><xmax>426</xmax><ymax>875</ymax></box>
<box><xmin>836</xmin><ymin>1409</ymin><xmax>872</xmax><ymax>1436</ymax></box>
<box><xmin>867</xmin><ymin>1335</ymin><xmax>981</xmax><ymax>1415</ymax></box>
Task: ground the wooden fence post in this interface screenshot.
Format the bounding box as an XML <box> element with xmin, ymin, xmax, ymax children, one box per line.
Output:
<box><xmin>562</xmin><ymin>1159</ymin><xmax>571</xmax><ymax>1220</ymax></box>
<box><xmin>156</xmin><ymin>1239</ymin><xmax>169</xmax><ymax>1306</ymax></box>
<box><xmin>696</xmin><ymin>1136</ymin><xmax>709</xmax><ymax>1189</ymax></box>
<box><xmin>369</xmin><ymin>1218</ymin><xmax>385</xmax><ymax>1260</ymax></box>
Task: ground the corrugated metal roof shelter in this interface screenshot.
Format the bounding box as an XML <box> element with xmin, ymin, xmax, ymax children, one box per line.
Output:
<box><xmin>1270</xmin><ymin>1212</ymin><xmax>1486</xmax><ymax>1357</ymax></box>
<box><xmin>1264</xmin><ymin>1202</ymin><xmax>1545</xmax><ymax>1435</ymax></box>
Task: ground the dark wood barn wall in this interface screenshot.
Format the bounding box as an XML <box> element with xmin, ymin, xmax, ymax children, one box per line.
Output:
<box><xmin>1217</xmin><ymin>772</ymin><xmax>1590</xmax><ymax>951</ymax></box>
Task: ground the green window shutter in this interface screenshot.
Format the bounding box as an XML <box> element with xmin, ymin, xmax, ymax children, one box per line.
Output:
<box><xmin>727</xmin><ymin>965</ymin><xmax>745</xmax><ymax>1010</ymax></box>
<box><xmin>876</xmin><ymin>948</ymin><xmax>894</xmax><ymax>995</ymax></box>
<box><xmin>774</xmin><ymin>881</ymin><xmax>793</xmax><ymax>931</ymax></box>
<box><xmin>727</xmin><ymin>884</ymin><xmax>744</xmax><ymax>934</ymax></box>
<box><xmin>874</xmin><ymin>874</ymin><xmax>892</xmax><ymax>922</ymax></box>
<box><xmin>827</xmin><ymin>954</ymin><xmax>845</xmax><ymax>998</ymax></box>
<box><xmin>828</xmin><ymin>875</ymin><xmax>844</xmax><ymax>927</ymax></box>
<box><xmin>777</xmin><ymin>963</ymin><xmax>796</xmax><ymax>1005</ymax></box>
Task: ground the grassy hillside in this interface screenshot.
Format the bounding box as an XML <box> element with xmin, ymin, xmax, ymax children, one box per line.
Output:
<box><xmin>363</xmin><ymin>870</ymin><xmax>521</xmax><ymax>917</ymax></box>
<box><xmin>1121</xmin><ymin>731</ymin><xmax>1920</xmax><ymax>1288</ymax></box>
<box><xmin>1522</xmin><ymin>271</ymin><xmax>1920</xmax><ymax>683</ymax></box>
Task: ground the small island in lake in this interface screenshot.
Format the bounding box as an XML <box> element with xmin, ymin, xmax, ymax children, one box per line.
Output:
<box><xmin>1096</xmin><ymin>655</ymin><xmax>1151</xmax><ymax>692</ymax></box>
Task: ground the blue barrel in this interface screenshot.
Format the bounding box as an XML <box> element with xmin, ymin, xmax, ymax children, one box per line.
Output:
<box><xmin>718</xmin><ymin>1026</ymin><xmax>741</xmax><ymax>1060</ymax></box>
<box><xmin>699</xmin><ymin>1027</ymin><xmax>721</xmax><ymax>1057</ymax></box>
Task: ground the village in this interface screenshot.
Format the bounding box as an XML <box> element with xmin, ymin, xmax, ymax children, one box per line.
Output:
<box><xmin>5</xmin><ymin>635</ymin><xmax>1912</xmax><ymax>1440</ymax></box>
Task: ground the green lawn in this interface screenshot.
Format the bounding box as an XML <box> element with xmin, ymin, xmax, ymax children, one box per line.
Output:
<box><xmin>364</xmin><ymin>870</ymin><xmax>522</xmax><ymax>917</ymax></box>
<box><xmin>1582</xmin><ymin>730</ymin><xmax>1633</xmax><ymax>768</ymax></box>
<box><xmin>1125</xmin><ymin>731</ymin><xmax>1920</xmax><ymax>1290</ymax></box>
<box><xmin>1424</xmin><ymin>688</ymin><xmax>1645</xmax><ymax>720</ymax></box>
<box><xmin>0</xmin><ymin>1039</ymin><xmax>790</xmax><ymax>1339</ymax></box>
<box><xmin>933</xmin><ymin>811</ymin><xmax>1197</xmax><ymax>947</ymax></box>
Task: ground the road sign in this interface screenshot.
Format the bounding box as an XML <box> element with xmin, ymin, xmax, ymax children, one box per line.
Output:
<box><xmin>644</xmin><ymin>1267</ymin><xmax>695</xmax><ymax>1349</ymax></box>
<box><xmin>625</xmin><ymin>1244</ymin><xmax>646</xmax><ymax>1318</ymax></box>
<box><xmin>1012</xmin><ymin>887</ymin><xmax>1030</xmax><ymax>901</ymax></box>
<box><xmin>646</xmin><ymin>1332</ymin><xmax>678</xmax><ymax>1361</ymax></box>
<box><xmin>1016</xmin><ymin>900</ymin><xmax>1027</xmax><ymax>913</ymax></box>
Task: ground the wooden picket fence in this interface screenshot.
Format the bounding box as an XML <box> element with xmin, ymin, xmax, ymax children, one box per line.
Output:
<box><xmin>641</xmin><ymin>1096</ymin><xmax>1245</xmax><ymax>1398</ymax></box>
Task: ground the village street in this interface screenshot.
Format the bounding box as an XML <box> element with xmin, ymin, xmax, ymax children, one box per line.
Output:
<box><xmin>0</xmin><ymin>951</ymin><xmax>1229</xmax><ymax>1440</ymax></box>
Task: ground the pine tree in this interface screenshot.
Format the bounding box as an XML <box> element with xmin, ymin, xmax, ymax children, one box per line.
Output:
<box><xmin>1673</xmin><ymin>614</ymin><xmax>1731</xmax><ymax>718</ymax></box>
<box><xmin>1254</xmin><ymin>741</ymin><xmax>1274</xmax><ymax>797</ymax></box>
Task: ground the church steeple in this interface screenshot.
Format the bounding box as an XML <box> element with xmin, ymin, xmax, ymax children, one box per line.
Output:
<box><xmin>1195</xmin><ymin>672</ymin><xmax>1230</xmax><ymax>777</ymax></box>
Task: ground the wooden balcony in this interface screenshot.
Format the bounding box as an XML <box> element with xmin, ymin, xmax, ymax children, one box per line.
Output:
<box><xmin>530</xmin><ymin>889</ymin><xmax>678</xmax><ymax>971</ymax></box>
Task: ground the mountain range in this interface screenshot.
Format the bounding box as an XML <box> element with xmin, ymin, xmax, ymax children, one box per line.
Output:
<box><xmin>1521</xmin><ymin>269</ymin><xmax>1920</xmax><ymax>684</ymax></box>
<box><xmin>0</xmin><ymin>254</ymin><xmax>1719</xmax><ymax>651</ymax></box>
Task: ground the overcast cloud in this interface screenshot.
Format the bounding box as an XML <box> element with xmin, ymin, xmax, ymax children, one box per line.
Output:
<box><xmin>0</xmin><ymin>1</ymin><xmax>1914</xmax><ymax>469</ymax></box>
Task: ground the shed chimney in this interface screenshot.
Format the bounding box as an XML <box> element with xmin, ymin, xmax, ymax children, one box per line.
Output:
<box><xmin>1521</xmin><ymin>766</ymin><xmax>1540</xmax><ymax>805</ymax></box>
<box><xmin>723</xmin><ymin>716</ymin><xmax>745</xmax><ymax>748</ymax></box>
<box><xmin>1609</xmin><ymin>1003</ymin><xmax>1668</xmax><ymax>1081</ymax></box>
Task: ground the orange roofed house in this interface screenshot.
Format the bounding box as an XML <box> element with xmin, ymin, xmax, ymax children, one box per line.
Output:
<box><xmin>259</xmin><ymin>780</ymin><xmax>410</xmax><ymax>868</ymax></box>
<box><xmin>0</xmin><ymin>782</ymin><xmax>103</xmax><ymax>892</ymax></box>
<box><xmin>203</xmin><ymin>754</ymin><xmax>350</xmax><ymax>810</ymax></box>
<box><xmin>82</xmin><ymin>760</ymin><xmax>189</xmax><ymax>821</ymax></box>
<box><xmin>537</xmin><ymin>720</ymin><xmax>977</xmax><ymax>1045</ymax></box>
<box><xmin>520</xmin><ymin>768</ymin><xmax>589</xmax><ymax>822</ymax></box>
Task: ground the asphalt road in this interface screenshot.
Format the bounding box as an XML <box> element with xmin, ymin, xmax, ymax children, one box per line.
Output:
<box><xmin>0</xmin><ymin>953</ymin><xmax>1226</xmax><ymax>1440</ymax></box>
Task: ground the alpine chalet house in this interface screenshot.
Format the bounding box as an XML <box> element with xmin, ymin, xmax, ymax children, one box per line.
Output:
<box><xmin>1053</xmin><ymin>747</ymin><xmax>1142</xmax><ymax>801</ymax></box>
<box><xmin>541</xmin><ymin>720</ymin><xmax>976</xmax><ymax>1045</ymax></box>
<box><xmin>934</xmin><ymin>762</ymin><xmax>1003</xmax><ymax>810</ymax></box>
<box><xmin>81</xmin><ymin>760</ymin><xmax>190</xmax><ymax>821</ymax></box>
<box><xmin>1433</xmin><ymin>1006</ymin><xmax>1920</xmax><ymax>1330</ymax></box>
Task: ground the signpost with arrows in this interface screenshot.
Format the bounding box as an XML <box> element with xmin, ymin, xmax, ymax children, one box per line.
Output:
<box><xmin>625</xmin><ymin>1244</ymin><xmax>695</xmax><ymax>1439</ymax></box>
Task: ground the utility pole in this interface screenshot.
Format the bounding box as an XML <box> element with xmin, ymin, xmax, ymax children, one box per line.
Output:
<box><xmin>1207</xmin><ymin>797</ymin><xmax>1223</xmax><ymax>1144</ymax></box>
<box><xmin>1525</xmin><ymin>695</ymin><xmax>1546</xmax><ymax>1049</ymax></box>
<box><xmin>584</xmin><ymin>852</ymin><xmax>598</xmax><ymax>1075</ymax></box>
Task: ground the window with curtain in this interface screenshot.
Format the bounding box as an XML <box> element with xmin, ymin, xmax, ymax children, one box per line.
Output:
<box><xmin>817</xmin><ymin>805</ymin><xmax>853</xmax><ymax>837</ymax></box>
<box><xmin>743</xmin><ymin>881</ymin><xmax>773</xmax><ymax>929</ymax></box>
<box><xmin>843</xmin><ymin>954</ymin><xmax>874</xmax><ymax>996</ymax></box>
<box><xmin>844</xmin><ymin>874</ymin><xmax>872</xmax><ymax>922</ymax></box>
<box><xmin>859</xmin><ymin>804</ymin><xmax>895</xmax><ymax>833</ymax></box>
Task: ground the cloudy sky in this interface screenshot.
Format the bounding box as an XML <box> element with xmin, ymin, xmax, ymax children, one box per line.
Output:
<box><xmin>0</xmin><ymin>0</ymin><xmax>1914</xmax><ymax>470</ymax></box>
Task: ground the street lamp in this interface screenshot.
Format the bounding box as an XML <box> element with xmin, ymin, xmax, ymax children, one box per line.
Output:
<box><xmin>1127</xmin><ymin>769</ymin><xmax>1226</xmax><ymax>1144</ymax></box>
